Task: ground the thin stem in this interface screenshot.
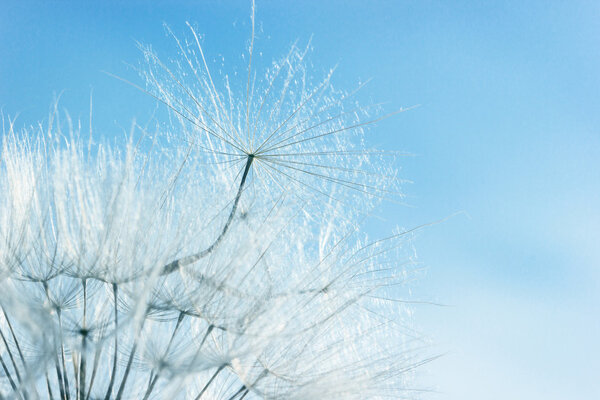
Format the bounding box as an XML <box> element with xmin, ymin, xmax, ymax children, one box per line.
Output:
<box><xmin>226</xmin><ymin>368</ymin><xmax>266</xmax><ymax>400</ymax></box>
<box><xmin>85</xmin><ymin>345</ymin><xmax>102</xmax><ymax>400</ymax></box>
<box><xmin>226</xmin><ymin>386</ymin><xmax>246</xmax><ymax>400</ymax></box>
<box><xmin>193</xmin><ymin>364</ymin><xmax>225</xmax><ymax>400</ymax></box>
<box><xmin>186</xmin><ymin>324</ymin><xmax>213</xmax><ymax>372</ymax></box>
<box><xmin>0</xmin><ymin>308</ymin><xmax>30</xmax><ymax>399</ymax></box>
<box><xmin>114</xmin><ymin>343</ymin><xmax>137</xmax><ymax>400</ymax></box>
<box><xmin>1</xmin><ymin>305</ymin><xmax>26</xmax><ymax>366</ymax></box>
<box><xmin>141</xmin><ymin>374</ymin><xmax>159</xmax><ymax>400</ymax></box>
<box><xmin>162</xmin><ymin>155</ymin><xmax>254</xmax><ymax>275</ymax></box>
<box><xmin>46</xmin><ymin>371</ymin><xmax>54</xmax><ymax>400</ymax></box>
<box><xmin>78</xmin><ymin>279</ymin><xmax>87</xmax><ymax>400</ymax></box>
<box><xmin>103</xmin><ymin>284</ymin><xmax>118</xmax><ymax>400</ymax></box>
<box><xmin>114</xmin><ymin>308</ymin><xmax>148</xmax><ymax>400</ymax></box>
<box><xmin>0</xmin><ymin>354</ymin><xmax>18</xmax><ymax>395</ymax></box>
<box><xmin>57</xmin><ymin>312</ymin><xmax>70</xmax><ymax>400</ymax></box>
<box><xmin>41</xmin><ymin>281</ymin><xmax>68</xmax><ymax>400</ymax></box>
<box><xmin>54</xmin><ymin>355</ymin><xmax>66</xmax><ymax>400</ymax></box>
<box><xmin>239</xmin><ymin>389</ymin><xmax>250</xmax><ymax>400</ymax></box>
<box><xmin>141</xmin><ymin>312</ymin><xmax>185</xmax><ymax>400</ymax></box>
<box><xmin>0</xmin><ymin>326</ymin><xmax>22</xmax><ymax>384</ymax></box>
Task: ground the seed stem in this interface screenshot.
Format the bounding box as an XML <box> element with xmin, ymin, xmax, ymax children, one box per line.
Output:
<box><xmin>193</xmin><ymin>364</ymin><xmax>225</xmax><ymax>400</ymax></box>
<box><xmin>141</xmin><ymin>312</ymin><xmax>185</xmax><ymax>400</ymax></box>
<box><xmin>103</xmin><ymin>284</ymin><xmax>118</xmax><ymax>400</ymax></box>
<box><xmin>162</xmin><ymin>155</ymin><xmax>254</xmax><ymax>274</ymax></box>
<box><xmin>57</xmin><ymin>313</ymin><xmax>70</xmax><ymax>400</ymax></box>
<box><xmin>78</xmin><ymin>279</ymin><xmax>87</xmax><ymax>400</ymax></box>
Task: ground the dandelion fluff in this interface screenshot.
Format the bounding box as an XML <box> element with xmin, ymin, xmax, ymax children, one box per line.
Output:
<box><xmin>0</xmin><ymin>6</ymin><xmax>424</xmax><ymax>399</ymax></box>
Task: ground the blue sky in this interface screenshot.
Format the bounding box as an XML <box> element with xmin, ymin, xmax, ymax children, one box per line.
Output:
<box><xmin>1</xmin><ymin>1</ymin><xmax>599</xmax><ymax>399</ymax></box>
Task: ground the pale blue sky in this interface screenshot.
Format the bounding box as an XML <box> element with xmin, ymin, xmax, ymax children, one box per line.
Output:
<box><xmin>1</xmin><ymin>1</ymin><xmax>599</xmax><ymax>399</ymax></box>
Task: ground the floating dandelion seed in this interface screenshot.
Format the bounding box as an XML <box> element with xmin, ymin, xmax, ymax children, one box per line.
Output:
<box><xmin>0</xmin><ymin>2</ymin><xmax>428</xmax><ymax>399</ymax></box>
<box><xmin>126</xmin><ymin>11</ymin><xmax>412</xmax><ymax>275</ymax></box>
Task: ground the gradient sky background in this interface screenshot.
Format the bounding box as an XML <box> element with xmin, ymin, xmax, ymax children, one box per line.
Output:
<box><xmin>1</xmin><ymin>1</ymin><xmax>599</xmax><ymax>399</ymax></box>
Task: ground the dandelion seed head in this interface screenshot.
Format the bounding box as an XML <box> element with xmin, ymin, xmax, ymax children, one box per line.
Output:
<box><xmin>0</xmin><ymin>5</ymin><xmax>424</xmax><ymax>399</ymax></box>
